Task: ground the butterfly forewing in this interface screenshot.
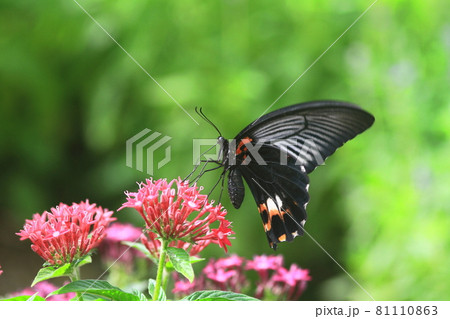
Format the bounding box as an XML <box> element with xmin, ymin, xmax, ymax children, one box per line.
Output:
<box><xmin>235</xmin><ymin>101</ymin><xmax>375</xmax><ymax>173</ymax></box>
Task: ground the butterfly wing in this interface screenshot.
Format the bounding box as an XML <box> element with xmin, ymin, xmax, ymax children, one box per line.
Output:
<box><xmin>229</xmin><ymin>100</ymin><xmax>374</xmax><ymax>248</ymax></box>
<box><xmin>235</xmin><ymin>145</ymin><xmax>310</xmax><ymax>249</ymax></box>
<box><xmin>234</xmin><ymin>100</ymin><xmax>375</xmax><ymax>173</ymax></box>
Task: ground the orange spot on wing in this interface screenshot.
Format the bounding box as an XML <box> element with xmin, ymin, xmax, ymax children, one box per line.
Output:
<box><xmin>269</xmin><ymin>208</ymin><xmax>285</xmax><ymax>219</ymax></box>
<box><xmin>235</xmin><ymin>137</ymin><xmax>253</xmax><ymax>155</ymax></box>
<box><xmin>258</xmin><ymin>204</ymin><xmax>271</xmax><ymax>231</ymax></box>
<box><xmin>258</xmin><ymin>203</ymin><xmax>267</xmax><ymax>212</ymax></box>
<box><xmin>278</xmin><ymin>234</ymin><xmax>287</xmax><ymax>242</ymax></box>
<box><xmin>269</xmin><ymin>209</ymin><xmax>279</xmax><ymax>218</ymax></box>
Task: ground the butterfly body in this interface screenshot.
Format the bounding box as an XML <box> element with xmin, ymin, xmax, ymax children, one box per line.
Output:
<box><xmin>211</xmin><ymin>101</ymin><xmax>374</xmax><ymax>249</ymax></box>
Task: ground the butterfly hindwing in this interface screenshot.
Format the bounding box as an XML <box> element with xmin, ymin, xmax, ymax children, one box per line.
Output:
<box><xmin>235</xmin><ymin>145</ymin><xmax>310</xmax><ymax>249</ymax></box>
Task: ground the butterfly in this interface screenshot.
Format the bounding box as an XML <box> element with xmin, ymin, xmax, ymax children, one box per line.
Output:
<box><xmin>193</xmin><ymin>101</ymin><xmax>374</xmax><ymax>249</ymax></box>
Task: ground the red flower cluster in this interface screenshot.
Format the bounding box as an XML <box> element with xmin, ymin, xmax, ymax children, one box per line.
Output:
<box><xmin>16</xmin><ymin>201</ymin><xmax>115</xmax><ymax>266</ymax></box>
<box><xmin>173</xmin><ymin>254</ymin><xmax>311</xmax><ymax>300</ymax></box>
<box><xmin>120</xmin><ymin>178</ymin><xmax>233</xmax><ymax>252</ymax></box>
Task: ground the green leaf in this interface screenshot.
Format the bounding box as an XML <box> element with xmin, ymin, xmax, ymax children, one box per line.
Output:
<box><xmin>27</xmin><ymin>293</ymin><xmax>43</xmax><ymax>301</ymax></box>
<box><xmin>0</xmin><ymin>294</ymin><xmax>46</xmax><ymax>301</ymax></box>
<box><xmin>31</xmin><ymin>255</ymin><xmax>92</xmax><ymax>286</ymax></box>
<box><xmin>166</xmin><ymin>256</ymin><xmax>204</xmax><ymax>270</ymax></box>
<box><xmin>187</xmin><ymin>256</ymin><xmax>205</xmax><ymax>264</ymax></box>
<box><xmin>32</xmin><ymin>263</ymin><xmax>72</xmax><ymax>287</ymax></box>
<box><xmin>121</xmin><ymin>241</ymin><xmax>158</xmax><ymax>264</ymax></box>
<box><xmin>148</xmin><ymin>279</ymin><xmax>166</xmax><ymax>301</ymax></box>
<box><xmin>77</xmin><ymin>293</ymin><xmax>108</xmax><ymax>301</ymax></box>
<box><xmin>48</xmin><ymin>280</ymin><xmax>141</xmax><ymax>301</ymax></box>
<box><xmin>73</xmin><ymin>255</ymin><xmax>92</xmax><ymax>268</ymax></box>
<box><xmin>182</xmin><ymin>290</ymin><xmax>259</xmax><ymax>301</ymax></box>
<box><xmin>166</xmin><ymin>247</ymin><xmax>194</xmax><ymax>282</ymax></box>
<box><xmin>131</xmin><ymin>289</ymin><xmax>148</xmax><ymax>301</ymax></box>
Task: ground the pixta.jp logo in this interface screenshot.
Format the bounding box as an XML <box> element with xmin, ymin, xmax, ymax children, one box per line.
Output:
<box><xmin>126</xmin><ymin>129</ymin><xmax>172</xmax><ymax>175</ymax></box>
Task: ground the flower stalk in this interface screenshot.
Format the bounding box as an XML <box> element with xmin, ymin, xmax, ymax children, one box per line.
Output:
<box><xmin>153</xmin><ymin>238</ymin><xmax>168</xmax><ymax>301</ymax></box>
<box><xmin>70</xmin><ymin>267</ymin><xmax>83</xmax><ymax>301</ymax></box>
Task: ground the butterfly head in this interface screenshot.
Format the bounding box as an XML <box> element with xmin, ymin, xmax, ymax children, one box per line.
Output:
<box><xmin>194</xmin><ymin>107</ymin><xmax>229</xmax><ymax>165</ymax></box>
<box><xmin>217</xmin><ymin>136</ymin><xmax>229</xmax><ymax>164</ymax></box>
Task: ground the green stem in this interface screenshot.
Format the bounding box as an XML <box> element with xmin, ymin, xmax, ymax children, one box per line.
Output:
<box><xmin>153</xmin><ymin>239</ymin><xmax>168</xmax><ymax>301</ymax></box>
<box><xmin>162</xmin><ymin>268</ymin><xmax>169</xmax><ymax>292</ymax></box>
<box><xmin>70</xmin><ymin>267</ymin><xmax>83</xmax><ymax>301</ymax></box>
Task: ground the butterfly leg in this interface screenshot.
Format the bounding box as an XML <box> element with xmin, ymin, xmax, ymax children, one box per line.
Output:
<box><xmin>206</xmin><ymin>168</ymin><xmax>227</xmax><ymax>199</ymax></box>
<box><xmin>217</xmin><ymin>167</ymin><xmax>228</xmax><ymax>203</ymax></box>
<box><xmin>184</xmin><ymin>140</ymin><xmax>223</xmax><ymax>182</ymax></box>
<box><xmin>191</xmin><ymin>161</ymin><xmax>223</xmax><ymax>184</ymax></box>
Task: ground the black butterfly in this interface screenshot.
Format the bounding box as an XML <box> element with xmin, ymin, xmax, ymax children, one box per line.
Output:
<box><xmin>193</xmin><ymin>101</ymin><xmax>374</xmax><ymax>249</ymax></box>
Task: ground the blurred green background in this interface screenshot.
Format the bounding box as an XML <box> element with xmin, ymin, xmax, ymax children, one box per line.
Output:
<box><xmin>1</xmin><ymin>0</ymin><xmax>449</xmax><ymax>300</ymax></box>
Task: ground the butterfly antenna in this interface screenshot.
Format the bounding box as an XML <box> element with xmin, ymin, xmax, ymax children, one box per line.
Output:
<box><xmin>196</xmin><ymin>107</ymin><xmax>223</xmax><ymax>137</ymax></box>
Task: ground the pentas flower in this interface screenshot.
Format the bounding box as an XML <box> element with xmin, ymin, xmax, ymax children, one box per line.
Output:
<box><xmin>0</xmin><ymin>265</ymin><xmax>3</xmax><ymax>276</ymax></box>
<box><xmin>272</xmin><ymin>264</ymin><xmax>311</xmax><ymax>287</ymax></box>
<box><xmin>246</xmin><ymin>254</ymin><xmax>283</xmax><ymax>298</ymax></box>
<box><xmin>99</xmin><ymin>222</ymin><xmax>143</xmax><ymax>264</ymax></box>
<box><xmin>214</xmin><ymin>254</ymin><xmax>245</xmax><ymax>269</ymax></box>
<box><xmin>16</xmin><ymin>200</ymin><xmax>115</xmax><ymax>266</ymax></box>
<box><xmin>172</xmin><ymin>255</ymin><xmax>311</xmax><ymax>300</ymax></box>
<box><xmin>119</xmin><ymin>178</ymin><xmax>233</xmax><ymax>252</ymax></box>
<box><xmin>172</xmin><ymin>273</ymin><xmax>207</xmax><ymax>297</ymax></box>
<box><xmin>246</xmin><ymin>255</ymin><xmax>311</xmax><ymax>300</ymax></box>
<box><xmin>203</xmin><ymin>260</ymin><xmax>240</xmax><ymax>291</ymax></box>
<box><xmin>173</xmin><ymin>278</ymin><xmax>197</xmax><ymax>294</ymax></box>
<box><xmin>173</xmin><ymin>255</ymin><xmax>248</xmax><ymax>296</ymax></box>
<box><xmin>204</xmin><ymin>255</ymin><xmax>247</xmax><ymax>291</ymax></box>
<box><xmin>271</xmin><ymin>264</ymin><xmax>311</xmax><ymax>300</ymax></box>
<box><xmin>246</xmin><ymin>255</ymin><xmax>284</xmax><ymax>273</ymax></box>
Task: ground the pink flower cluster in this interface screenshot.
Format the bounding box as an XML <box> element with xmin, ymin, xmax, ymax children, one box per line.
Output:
<box><xmin>171</xmin><ymin>255</ymin><xmax>246</xmax><ymax>297</ymax></box>
<box><xmin>120</xmin><ymin>178</ymin><xmax>233</xmax><ymax>252</ymax></box>
<box><xmin>173</xmin><ymin>254</ymin><xmax>311</xmax><ymax>300</ymax></box>
<box><xmin>247</xmin><ymin>255</ymin><xmax>311</xmax><ymax>300</ymax></box>
<box><xmin>98</xmin><ymin>222</ymin><xmax>143</xmax><ymax>264</ymax></box>
<box><xmin>16</xmin><ymin>201</ymin><xmax>116</xmax><ymax>265</ymax></box>
<box><xmin>172</xmin><ymin>255</ymin><xmax>247</xmax><ymax>296</ymax></box>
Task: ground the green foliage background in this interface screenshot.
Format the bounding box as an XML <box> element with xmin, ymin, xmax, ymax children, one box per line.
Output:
<box><xmin>1</xmin><ymin>0</ymin><xmax>449</xmax><ymax>300</ymax></box>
